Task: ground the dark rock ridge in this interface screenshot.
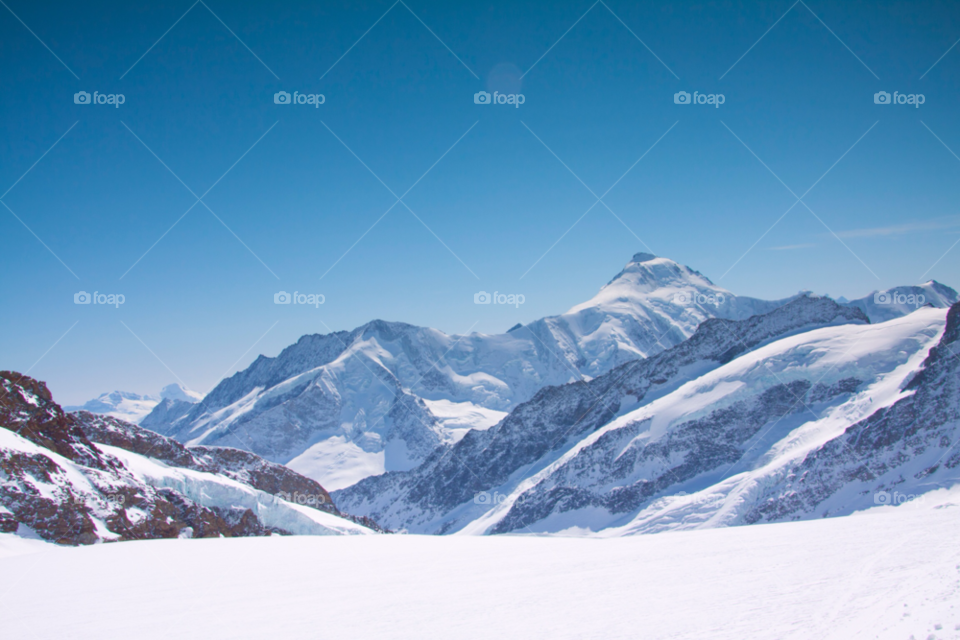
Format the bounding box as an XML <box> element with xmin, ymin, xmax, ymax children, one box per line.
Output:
<box><xmin>0</xmin><ymin>372</ymin><xmax>383</xmax><ymax>545</ymax></box>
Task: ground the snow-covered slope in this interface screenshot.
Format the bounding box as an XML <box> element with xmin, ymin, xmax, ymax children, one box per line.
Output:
<box><xmin>3</xmin><ymin>487</ymin><xmax>958</xmax><ymax>640</ymax></box>
<box><xmin>480</xmin><ymin>307</ymin><xmax>949</xmax><ymax>536</ymax></box>
<box><xmin>142</xmin><ymin>254</ymin><xmax>788</xmax><ymax>489</ymax></box>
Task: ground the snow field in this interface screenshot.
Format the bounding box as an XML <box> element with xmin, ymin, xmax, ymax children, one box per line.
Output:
<box><xmin>1</xmin><ymin>489</ymin><xmax>958</xmax><ymax>640</ymax></box>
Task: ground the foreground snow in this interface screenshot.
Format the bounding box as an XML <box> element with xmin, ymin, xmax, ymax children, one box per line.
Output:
<box><xmin>2</xmin><ymin>489</ymin><xmax>958</xmax><ymax>640</ymax></box>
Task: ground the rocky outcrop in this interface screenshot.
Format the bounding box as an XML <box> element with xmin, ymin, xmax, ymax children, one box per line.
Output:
<box><xmin>0</xmin><ymin>371</ymin><xmax>381</xmax><ymax>545</ymax></box>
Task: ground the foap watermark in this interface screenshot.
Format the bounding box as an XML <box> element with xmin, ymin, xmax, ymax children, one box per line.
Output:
<box><xmin>274</xmin><ymin>91</ymin><xmax>325</xmax><ymax>108</ymax></box>
<box><xmin>674</xmin><ymin>91</ymin><xmax>725</xmax><ymax>108</ymax></box>
<box><xmin>474</xmin><ymin>90</ymin><xmax>525</xmax><ymax>108</ymax></box>
<box><xmin>474</xmin><ymin>291</ymin><xmax>525</xmax><ymax>308</ymax></box>
<box><xmin>474</xmin><ymin>491</ymin><xmax>508</xmax><ymax>505</ymax></box>
<box><xmin>103</xmin><ymin>492</ymin><xmax>126</xmax><ymax>508</ymax></box>
<box><xmin>874</xmin><ymin>490</ymin><xmax>925</xmax><ymax>506</ymax></box>
<box><xmin>874</xmin><ymin>290</ymin><xmax>925</xmax><ymax>308</ymax></box>
<box><xmin>873</xmin><ymin>91</ymin><xmax>925</xmax><ymax>108</ymax></box>
<box><xmin>673</xmin><ymin>290</ymin><xmax>726</xmax><ymax>306</ymax></box>
<box><xmin>74</xmin><ymin>91</ymin><xmax>125</xmax><ymax>108</ymax></box>
<box><xmin>274</xmin><ymin>291</ymin><xmax>325</xmax><ymax>307</ymax></box>
<box><xmin>277</xmin><ymin>491</ymin><xmax>328</xmax><ymax>506</ymax></box>
<box><xmin>74</xmin><ymin>291</ymin><xmax>125</xmax><ymax>308</ymax></box>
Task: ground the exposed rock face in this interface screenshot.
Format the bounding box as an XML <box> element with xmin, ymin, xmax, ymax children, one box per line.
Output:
<box><xmin>334</xmin><ymin>296</ymin><xmax>870</xmax><ymax>533</ymax></box>
<box><xmin>0</xmin><ymin>372</ymin><xmax>381</xmax><ymax>545</ymax></box>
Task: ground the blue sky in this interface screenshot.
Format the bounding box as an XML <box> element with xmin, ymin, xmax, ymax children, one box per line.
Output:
<box><xmin>1</xmin><ymin>0</ymin><xmax>959</xmax><ymax>404</ymax></box>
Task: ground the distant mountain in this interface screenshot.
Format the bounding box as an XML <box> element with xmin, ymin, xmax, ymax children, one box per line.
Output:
<box><xmin>65</xmin><ymin>382</ymin><xmax>202</xmax><ymax>424</ymax></box>
<box><xmin>160</xmin><ymin>383</ymin><xmax>203</xmax><ymax>403</ymax></box>
<box><xmin>64</xmin><ymin>390</ymin><xmax>160</xmax><ymax>424</ymax></box>
<box><xmin>1</xmin><ymin>372</ymin><xmax>378</xmax><ymax>545</ymax></box>
<box><xmin>839</xmin><ymin>280</ymin><xmax>958</xmax><ymax>323</ymax></box>
<box><xmin>140</xmin><ymin>253</ymin><xmax>791</xmax><ymax>490</ymax></box>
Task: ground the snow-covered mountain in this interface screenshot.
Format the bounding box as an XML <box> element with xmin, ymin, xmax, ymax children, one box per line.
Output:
<box><xmin>840</xmin><ymin>280</ymin><xmax>958</xmax><ymax>323</ymax></box>
<box><xmin>159</xmin><ymin>383</ymin><xmax>203</xmax><ymax>403</ymax></box>
<box><xmin>141</xmin><ymin>254</ymin><xmax>791</xmax><ymax>490</ymax></box>
<box><xmin>65</xmin><ymin>383</ymin><xmax>202</xmax><ymax>424</ymax></box>
<box><xmin>64</xmin><ymin>390</ymin><xmax>160</xmax><ymax>424</ymax></box>
<box><xmin>334</xmin><ymin>295</ymin><xmax>960</xmax><ymax>537</ymax></box>
<box><xmin>0</xmin><ymin>372</ymin><xmax>379</xmax><ymax>544</ymax></box>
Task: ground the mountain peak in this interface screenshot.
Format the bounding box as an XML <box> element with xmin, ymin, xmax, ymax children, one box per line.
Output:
<box><xmin>160</xmin><ymin>383</ymin><xmax>202</xmax><ymax>403</ymax></box>
<box><xmin>601</xmin><ymin>253</ymin><xmax>707</xmax><ymax>291</ymax></box>
<box><xmin>631</xmin><ymin>252</ymin><xmax>658</xmax><ymax>264</ymax></box>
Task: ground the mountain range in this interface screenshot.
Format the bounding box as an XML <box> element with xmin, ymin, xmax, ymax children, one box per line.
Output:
<box><xmin>136</xmin><ymin>253</ymin><xmax>957</xmax><ymax>496</ymax></box>
<box><xmin>13</xmin><ymin>252</ymin><xmax>960</xmax><ymax>540</ymax></box>
<box><xmin>337</xmin><ymin>295</ymin><xmax>957</xmax><ymax>535</ymax></box>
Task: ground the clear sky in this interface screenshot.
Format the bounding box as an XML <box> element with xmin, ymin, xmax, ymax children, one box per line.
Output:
<box><xmin>2</xmin><ymin>0</ymin><xmax>959</xmax><ymax>404</ymax></box>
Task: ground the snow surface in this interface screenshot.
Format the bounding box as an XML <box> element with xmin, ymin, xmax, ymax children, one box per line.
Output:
<box><xmin>421</xmin><ymin>398</ymin><xmax>508</xmax><ymax>441</ymax></box>
<box><xmin>1</xmin><ymin>488</ymin><xmax>958</xmax><ymax>639</ymax></box>
<box><xmin>286</xmin><ymin>436</ymin><xmax>386</xmax><ymax>492</ymax></box>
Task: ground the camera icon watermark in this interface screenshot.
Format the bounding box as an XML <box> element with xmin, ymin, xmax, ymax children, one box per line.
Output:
<box><xmin>74</xmin><ymin>91</ymin><xmax>125</xmax><ymax>108</ymax></box>
<box><xmin>874</xmin><ymin>290</ymin><xmax>925</xmax><ymax>308</ymax></box>
<box><xmin>74</xmin><ymin>291</ymin><xmax>125</xmax><ymax>308</ymax></box>
<box><xmin>474</xmin><ymin>291</ymin><xmax>525</xmax><ymax>308</ymax></box>
<box><xmin>274</xmin><ymin>91</ymin><xmax>324</xmax><ymax>107</ymax></box>
<box><xmin>474</xmin><ymin>491</ymin><xmax>507</xmax><ymax>505</ymax></box>
<box><xmin>274</xmin><ymin>291</ymin><xmax>324</xmax><ymax>307</ymax></box>
<box><xmin>674</xmin><ymin>91</ymin><xmax>724</xmax><ymax>108</ymax></box>
<box><xmin>873</xmin><ymin>91</ymin><xmax>924</xmax><ymax>107</ymax></box>
<box><xmin>673</xmin><ymin>290</ymin><xmax>726</xmax><ymax>306</ymax></box>
<box><xmin>474</xmin><ymin>90</ymin><xmax>525</xmax><ymax>108</ymax></box>
<box><xmin>874</xmin><ymin>490</ymin><xmax>924</xmax><ymax>506</ymax></box>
